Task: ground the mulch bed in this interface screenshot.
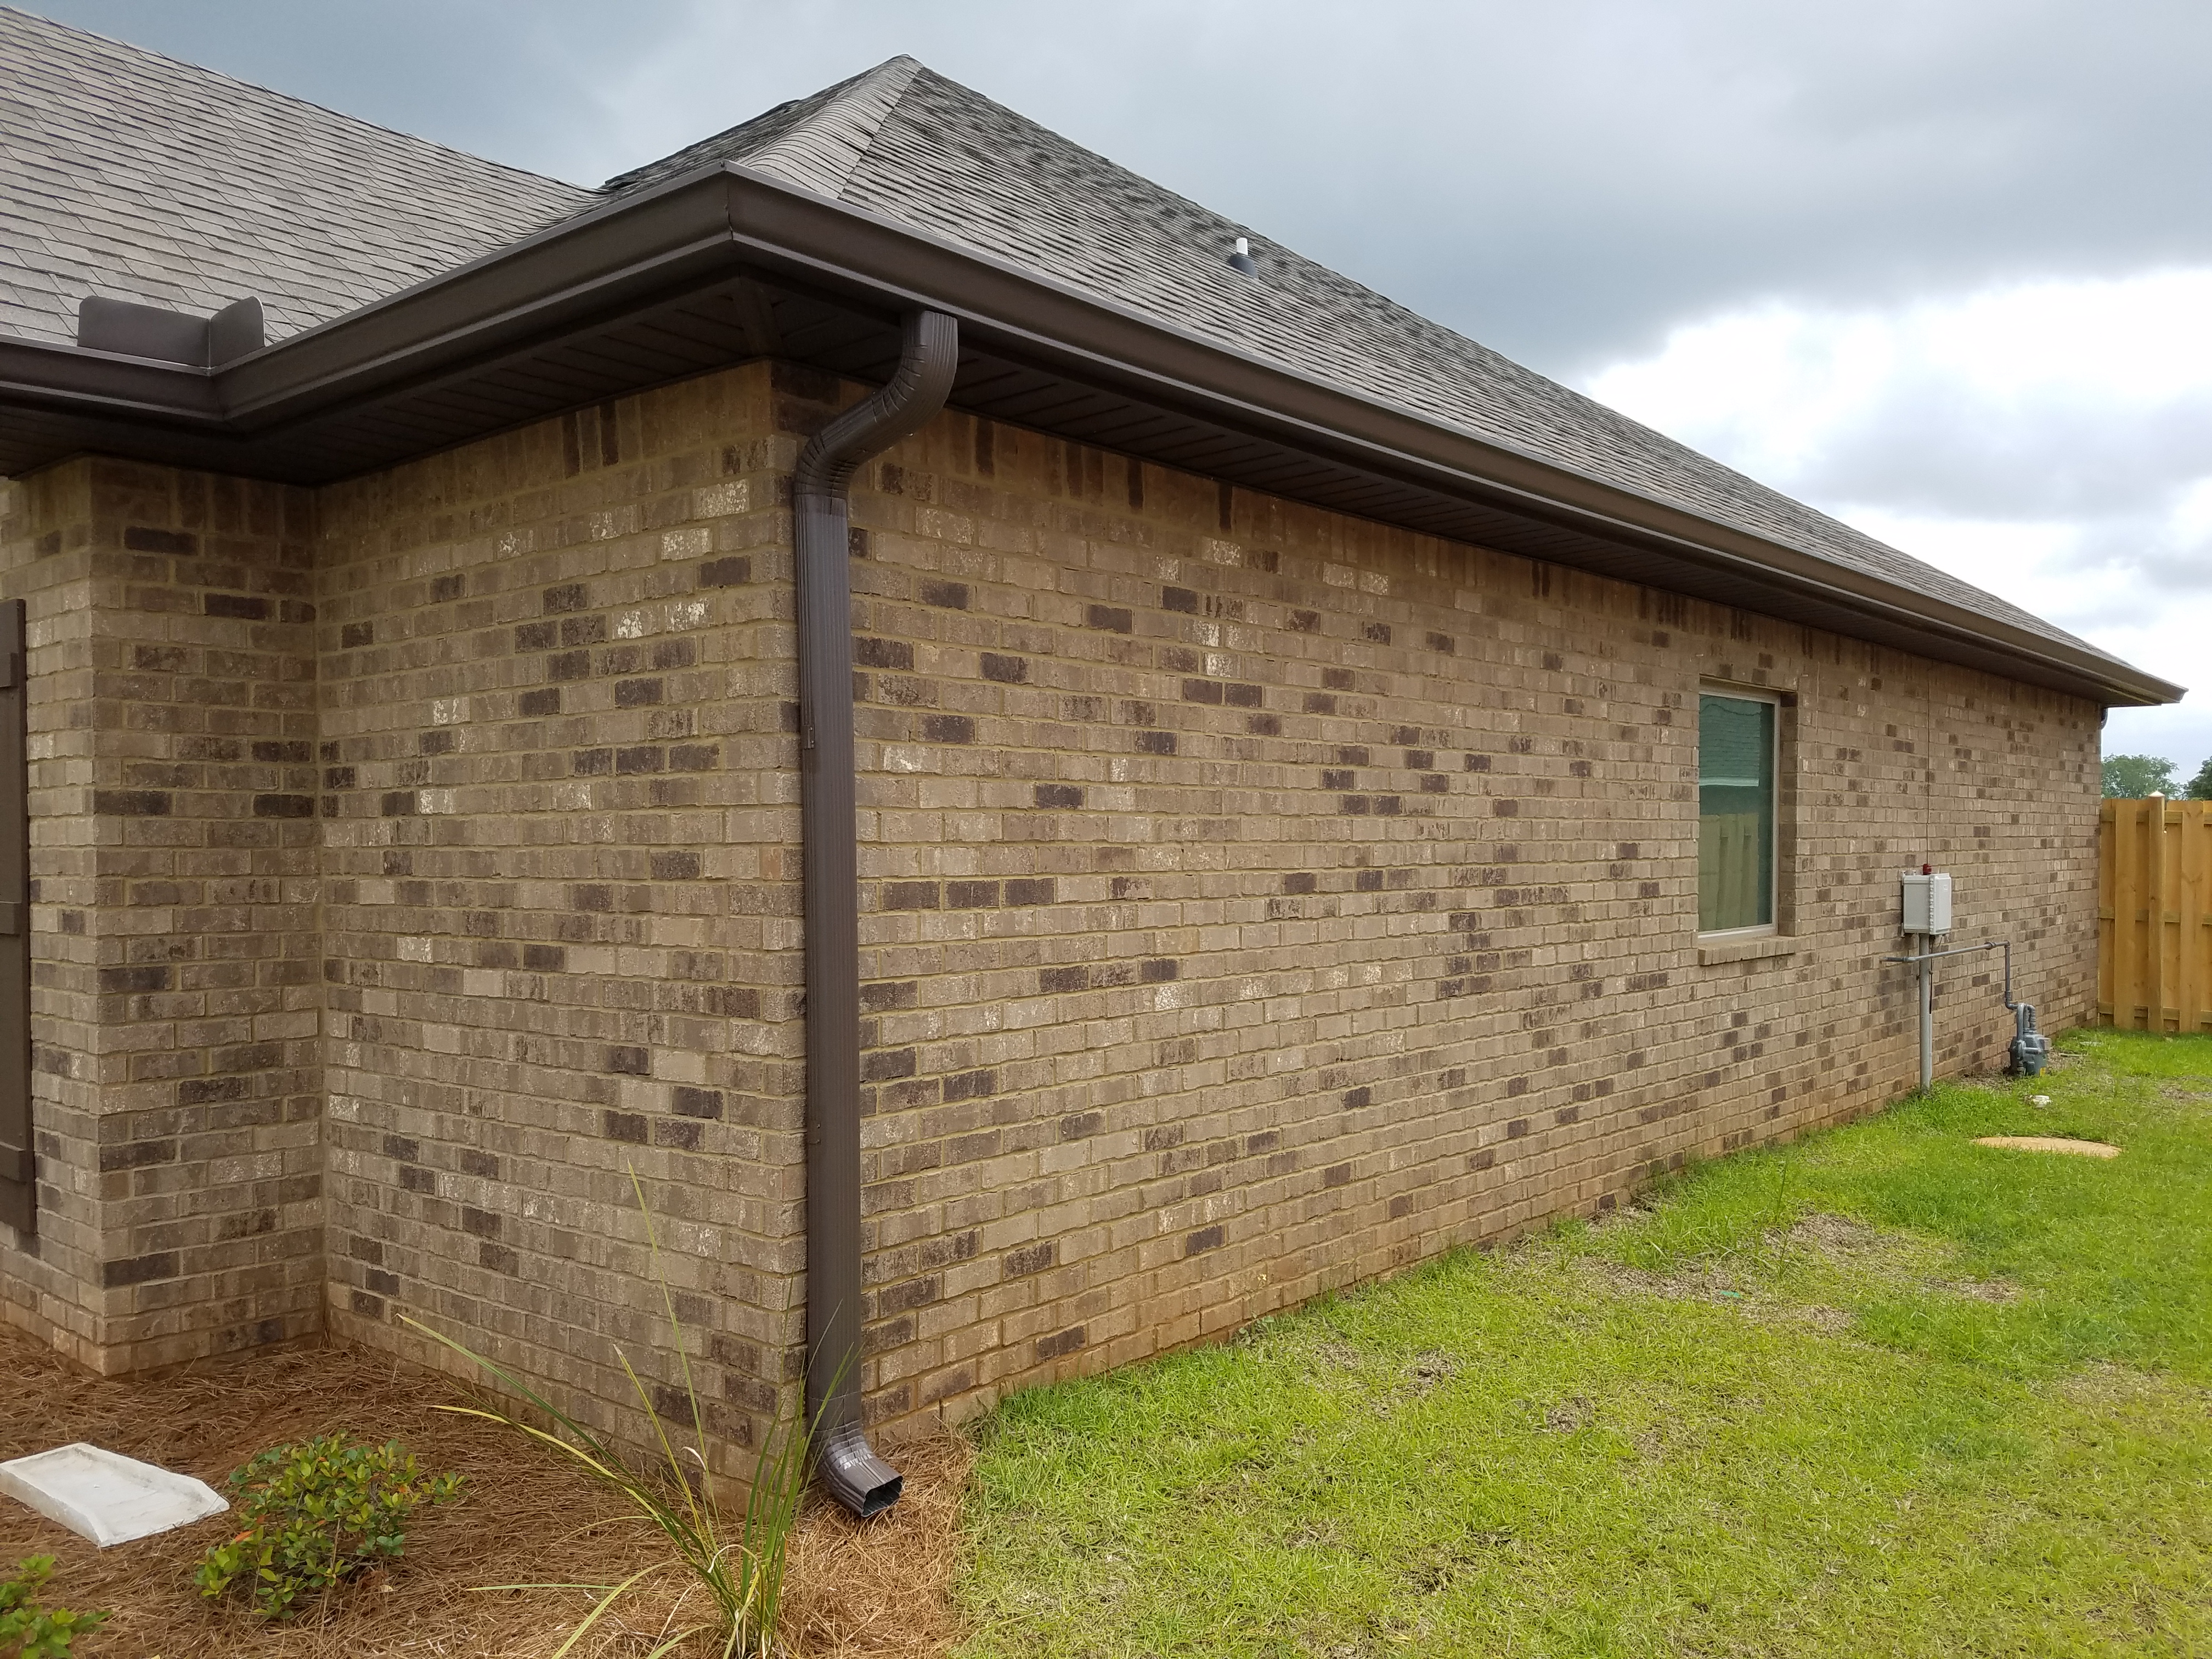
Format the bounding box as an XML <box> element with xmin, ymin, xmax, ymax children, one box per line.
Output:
<box><xmin>0</xmin><ymin>1319</ymin><xmax>967</xmax><ymax>1658</ymax></box>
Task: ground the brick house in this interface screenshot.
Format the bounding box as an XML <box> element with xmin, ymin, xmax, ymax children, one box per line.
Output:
<box><xmin>0</xmin><ymin>11</ymin><xmax>2179</xmax><ymax>1505</ymax></box>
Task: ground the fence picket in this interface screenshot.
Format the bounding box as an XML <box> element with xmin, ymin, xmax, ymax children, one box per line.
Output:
<box><xmin>2100</xmin><ymin>796</ymin><xmax>2212</xmax><ymax>1033</ymax></box>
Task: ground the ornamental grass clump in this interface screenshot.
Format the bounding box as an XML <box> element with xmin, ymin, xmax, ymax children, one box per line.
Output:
<box><xmin>0</xmin><ymin>1556</ymin><xmax>108</xmax><ymax>1657</ymax></box>
<box><xmin>192</xmin><ymin>1434</ymin><xmax>463</xmax><ymax>1620</ymax></box>
<box><xmin>403</xmin><ymin>1169</ymin><xmax>819</xmax><ymax>1659</ymax></box>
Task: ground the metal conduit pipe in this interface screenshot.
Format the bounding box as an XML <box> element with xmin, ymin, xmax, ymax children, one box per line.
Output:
<box><xmin>794</xmin><ymin>308</ymin><xmax>960</xmax><ymax>1517</ymax></box>
<box><xmin>1882</xmin><ymin>939</ymin><xmax>2044</xmax><ymax>1089</ymax></box>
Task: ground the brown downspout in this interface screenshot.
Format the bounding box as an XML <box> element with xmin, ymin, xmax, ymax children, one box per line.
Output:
<box><xmin>794</xmin><ymin>309</ymin><xmax>959</xmax><ymax>1516</ymax></box>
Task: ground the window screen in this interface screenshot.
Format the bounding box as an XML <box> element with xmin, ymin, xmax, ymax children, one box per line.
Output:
<box><xmin>1699</xmin><ymin>693</ymin><xmax>1774</xmax><ymax>933</ymax></box>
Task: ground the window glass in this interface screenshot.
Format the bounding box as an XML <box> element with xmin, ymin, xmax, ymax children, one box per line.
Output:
<box><xmin>1699</xmin><ymin>693</ymin><xmax>1774</xmax><ymax>932</ymax></box>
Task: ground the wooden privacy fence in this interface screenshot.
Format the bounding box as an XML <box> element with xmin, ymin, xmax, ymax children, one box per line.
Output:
<box><xmin>2100</xmin><ymin>796</ymin><xmax>2212</xmax><ymax>1032</ymax></box>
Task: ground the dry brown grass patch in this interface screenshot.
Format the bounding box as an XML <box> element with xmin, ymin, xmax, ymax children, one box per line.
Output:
<box><xmin>1570</xmin><ymin>1211</ymin><xmax>2024</xmax><ymax>1328</ymax></box>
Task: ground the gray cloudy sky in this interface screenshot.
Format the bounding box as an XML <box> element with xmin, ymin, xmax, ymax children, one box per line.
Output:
<box><xmin>30</xmin><ymin>1</ymin><xmax>2212</xmax><ymax>769</ymax></box>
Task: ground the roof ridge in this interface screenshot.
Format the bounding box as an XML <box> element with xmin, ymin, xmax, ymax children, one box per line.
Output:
<box><xmin>0</xmin><ymin>4</ymin><xmax>585</xmax><ymax>194</ymax></box>
<box><xmin>742</xmin><ymin>55</ymin><xmax>927</xmax><ymax>200</ymax></box>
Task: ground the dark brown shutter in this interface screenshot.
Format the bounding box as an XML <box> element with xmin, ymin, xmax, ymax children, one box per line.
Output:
<box><xmin>0</xmin><ymin>601</ymin><xmax>30</xmax><ymax>1236</ymax></box>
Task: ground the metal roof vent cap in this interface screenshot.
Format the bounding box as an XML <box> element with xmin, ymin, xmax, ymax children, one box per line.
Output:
<box><xmin>1227</xmin><ymin>236</ymin><xmax>1259</xmax><ymax>276</ymax></box>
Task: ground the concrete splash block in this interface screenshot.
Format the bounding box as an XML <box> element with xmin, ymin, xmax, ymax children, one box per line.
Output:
<box><xmin>0</xmin><ymin>1443</ymin><xmax>228</xmax><ymax>1547</ymax></box>
<box><xmin>1973</xmin><ymin>1136</ymin><xmax>2121</xmax><ymax>1159</ymax></box>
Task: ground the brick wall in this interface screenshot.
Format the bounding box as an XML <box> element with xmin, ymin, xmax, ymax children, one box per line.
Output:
<box><xmin>0</xmin><ymin>360</ymin><xmax>2102</xmax><ymax>1458</ymax></box>
<box><xmin>314</xmin><ymin>374</ymin><xmax>812</xmax><ymax>1466</ymax></box>
<box><xmin>830</xmin><ymin>399</ymin><xmax>2100</xmax><ymax>1426</ymax></box>
<box><xmin>0</xmin><ymin>458</ymin><xmax>323</xmax><ymax>1372</ymax></box>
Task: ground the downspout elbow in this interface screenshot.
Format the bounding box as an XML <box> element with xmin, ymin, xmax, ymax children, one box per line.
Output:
<box><xmin>795</xmin><ymin>311</ymin><xmax>960</xmax><ymax>502</ymax></box>
<box><xmin>794</xmin><ymin>309</ymin><xmax>960</xmax><ymax>1517</ymax></box>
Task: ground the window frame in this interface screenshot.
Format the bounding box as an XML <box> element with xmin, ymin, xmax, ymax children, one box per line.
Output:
<box><xmin>1695</xmin><ymin>684</ymin><xmax>1782</xmax><ymax>941</ymax></box>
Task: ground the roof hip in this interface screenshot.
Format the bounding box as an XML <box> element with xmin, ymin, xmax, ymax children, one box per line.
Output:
<box><xmin>0</xmin><ymin>22</ymin><xmax>2182</xmax><ymax>709</ymax></box>
<box><xmin>599</xmin><ymin>54</ymin><xmax>926</xmax><ymax>201</ymax></box>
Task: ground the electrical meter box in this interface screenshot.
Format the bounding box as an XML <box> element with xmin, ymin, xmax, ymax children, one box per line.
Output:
<box><xmin>1900</xmin><ymin>871</ymin><xmax>1953</xmax><ymax>935</ymax></box>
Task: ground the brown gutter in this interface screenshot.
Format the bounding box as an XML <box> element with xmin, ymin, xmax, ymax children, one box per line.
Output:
<box><xmin>0</xmin><ymin>160</ymin><xmax>2181</xmax><ymax>709</ymax></box>
<box><xmin>0</xmin><ymin>334</ymin><xmax>222</xmax><ymax>424</ymax></box>
<box><xmin>217</xmin><ymin>182</ymin><xmax>741</xmax><ymax>429</ymax></box>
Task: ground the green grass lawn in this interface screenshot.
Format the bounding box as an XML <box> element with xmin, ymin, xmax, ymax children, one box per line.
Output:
<box><xmin>953</xmin><ymin>1030</ymin><xmax>2212</xmax><ymax>1657</ymax></box>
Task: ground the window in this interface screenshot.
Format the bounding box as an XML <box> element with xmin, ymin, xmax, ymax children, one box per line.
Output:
<box><xmin>1698</xmin><ymin>689</ymin><xmax>1776</xmax><ymax>934</ymax></box>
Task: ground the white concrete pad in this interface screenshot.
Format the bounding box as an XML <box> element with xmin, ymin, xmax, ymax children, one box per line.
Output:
<box><xmin>0</xmin><ymin>1443</ymin><xmax>227</xmax><ymax>1547</ymax></box>
<box><xmin>1973</xmin><ymin>1136</ymin><xmax>2120</xmax><ymax>1159</ymax></box>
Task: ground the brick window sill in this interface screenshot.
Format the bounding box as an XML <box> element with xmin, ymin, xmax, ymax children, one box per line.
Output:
<box><xmin>1696</xmin><ymin>933</ymin><xmax>1797</xmax><ymax>967</ymax></box>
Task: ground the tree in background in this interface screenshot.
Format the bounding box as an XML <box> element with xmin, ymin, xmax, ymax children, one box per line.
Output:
<box><xmin>2190</xmin><ymin>757</ymin><xmax>2212</xmax><ymax>800</ymax></box>
<box><xmin>2103</xmin><ymin>754</ymin><xmax>2178</xmax><ymax>797</ymax></box>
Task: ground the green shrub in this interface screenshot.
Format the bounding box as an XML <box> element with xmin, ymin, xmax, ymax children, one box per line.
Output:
<box><xmin>0</xmin><ymin>1556</ymin><xmax>108</xmax><ymax>1657</ymax></box>
<box><xmin>193</xmin><ymin>1434</ymin><xmax>462</xmax><ymax>1619</ymax></box>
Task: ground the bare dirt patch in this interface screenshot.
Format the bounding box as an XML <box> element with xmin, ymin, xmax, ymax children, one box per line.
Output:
<box><xmin>1572</xmin><ymin>1252</ymin><xmax>1764</xmax><ymax>1313</ymax></box>
<box><xmin>1786</xmin><ymin>1304</ymin><xmax>1856</xmax><ymax>1333</ymax></box>
<box><xmin>1783</xmin><ymin>1214</ymin><xmax>2018</xmax><ymax>1302</ymax></box>
<box><xmin>0</xmin><ymin>1321</ymin><xmax>965</xmax><ymax>1658</ymax></box>
<box><xmin>1950</xmin><ymin>1277</ymin><xmax>2023</xmax><ymax>1303</ymax></box>
<box><xmin>1401</xmin><ymin>1352</ymin><xmax>1460</xmax><ymax>1396</ymax></box>
<box><xmin>1542</xmin><ymin>1396</ymin><xmax>1593</xmax><ymax>1434</ymax></box>
<box><xmin>1781</xmin><ymin>1212</ymin><xmax>2019</xmax><ymax>1301</ymax></box>
<box><xmin>1573</xmin><ymin>1212</ymin><xmax>2019</xmax><ymax>1324</ymax></box>
<box><xmin>1786</xmin><ymin>1211</ymin><xmax>1884</xmax><ymax>1259</ymax></box>
<box><xmin>2057</xmin><ymin>1362</ymin><xmax>2212</xmax><ymax>1413</ymax></box>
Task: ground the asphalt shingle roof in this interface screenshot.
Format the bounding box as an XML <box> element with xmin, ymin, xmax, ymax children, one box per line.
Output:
<box><xmin>0</xmin><ymin>14</ymin><xmax>2118</xmax><ymax>667</ymax></box>
<box><xmin>0</xmin><ymin>5</ymin><xmax>592</xmax><ymax>346</ymax></box>
<box><xmin>642</xmin><ymin>58</ymin><xmax>2097</xmax><ymax>658</ymax></box>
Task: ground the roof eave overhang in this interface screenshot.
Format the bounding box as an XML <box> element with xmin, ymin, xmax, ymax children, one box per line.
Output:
<box><xmin>0</xmin><ymin>163</ymin><xmax>2181</xmax><ymax>710</ymax></box>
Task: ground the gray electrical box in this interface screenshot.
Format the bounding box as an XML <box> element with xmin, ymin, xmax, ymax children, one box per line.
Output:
<box><xmin>1901</xmin><ymin>871</ymin><xmax>1953</xmax><ymax>935</ymax></box>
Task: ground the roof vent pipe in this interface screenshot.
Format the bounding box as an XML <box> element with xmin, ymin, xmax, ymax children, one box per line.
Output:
<box><xmin>1227</xmin><ymin>236</ymin><xmax>1258</xmax><ymax>276</ymax></box>
<box><xmin>792</xmin><ymin>308</ymin><xmax>960</xmax><ymax>1517</ymax></box>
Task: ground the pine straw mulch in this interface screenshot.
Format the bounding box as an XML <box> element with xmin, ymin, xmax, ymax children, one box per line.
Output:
<box><xmin>0</xmin><ymin>1321</ymin><xmax>970</xmax><ymax>1659</ymax></box>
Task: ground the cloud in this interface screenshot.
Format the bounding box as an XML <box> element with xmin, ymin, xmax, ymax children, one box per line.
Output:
<box><xmin>549</xmin><ymin>0</ymin><xmax>2212</xmax><ymax>373</ymax></box>
<box><xmin>23</xmin><ymin>0</ymin><xmax>2210</xmax><ymax>765</ymax></box>
<box><xmin>36</xmin><ymin>0</ymin><xmax>2212</xmax><ymax>370</ymax></box>
<box><xmin>1587</xmin><ymin>272</ymin><xmax>2212</xmax><ymax>530</ymax></box>
<box><xmin>1584</xmin><ymin>273</ymin><xmax>2211</xmax><ymax>766</ymax></box>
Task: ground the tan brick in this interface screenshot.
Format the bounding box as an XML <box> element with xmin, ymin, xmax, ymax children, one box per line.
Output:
<box><xmin>0</xmin><ymin>359</ymin><xmax>2102</xmax><ymax>1472</ymax></box>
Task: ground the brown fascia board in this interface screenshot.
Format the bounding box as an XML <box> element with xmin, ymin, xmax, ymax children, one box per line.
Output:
<box><xmin>0</xmin><ymin>160</ymin><xmax>2181</xmax><ymax>709</ymax></box>
<box><xmin>215</xmin><ymin>177</ymin><xmax>741</xmax><ymax>427</ymax></box>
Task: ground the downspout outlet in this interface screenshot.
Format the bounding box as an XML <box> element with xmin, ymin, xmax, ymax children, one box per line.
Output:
<box><xmin>793</xmin><ymin>309</ymin><xmax>960</xmax><ymax>1517</ymax></box>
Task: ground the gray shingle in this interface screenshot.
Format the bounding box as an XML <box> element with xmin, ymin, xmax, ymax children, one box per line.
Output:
<box><xmin>603</xmin><ymin>57</ymin><xmax>924</xmax><ymax>204</ymax></box>
<box><xmin>0</xmin><ymin>18</ymin><xmax>2131</xmax><ymax>670</ymax></box>
<box><xmin>0</xmin><ymin>5</ymin><xmax>592</xmax><ymax>346</ymax></box>
<box><xmin>673</xmin><ymin>61</ymin><xmax>2100</xmax><ymax>659</ymax></box>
